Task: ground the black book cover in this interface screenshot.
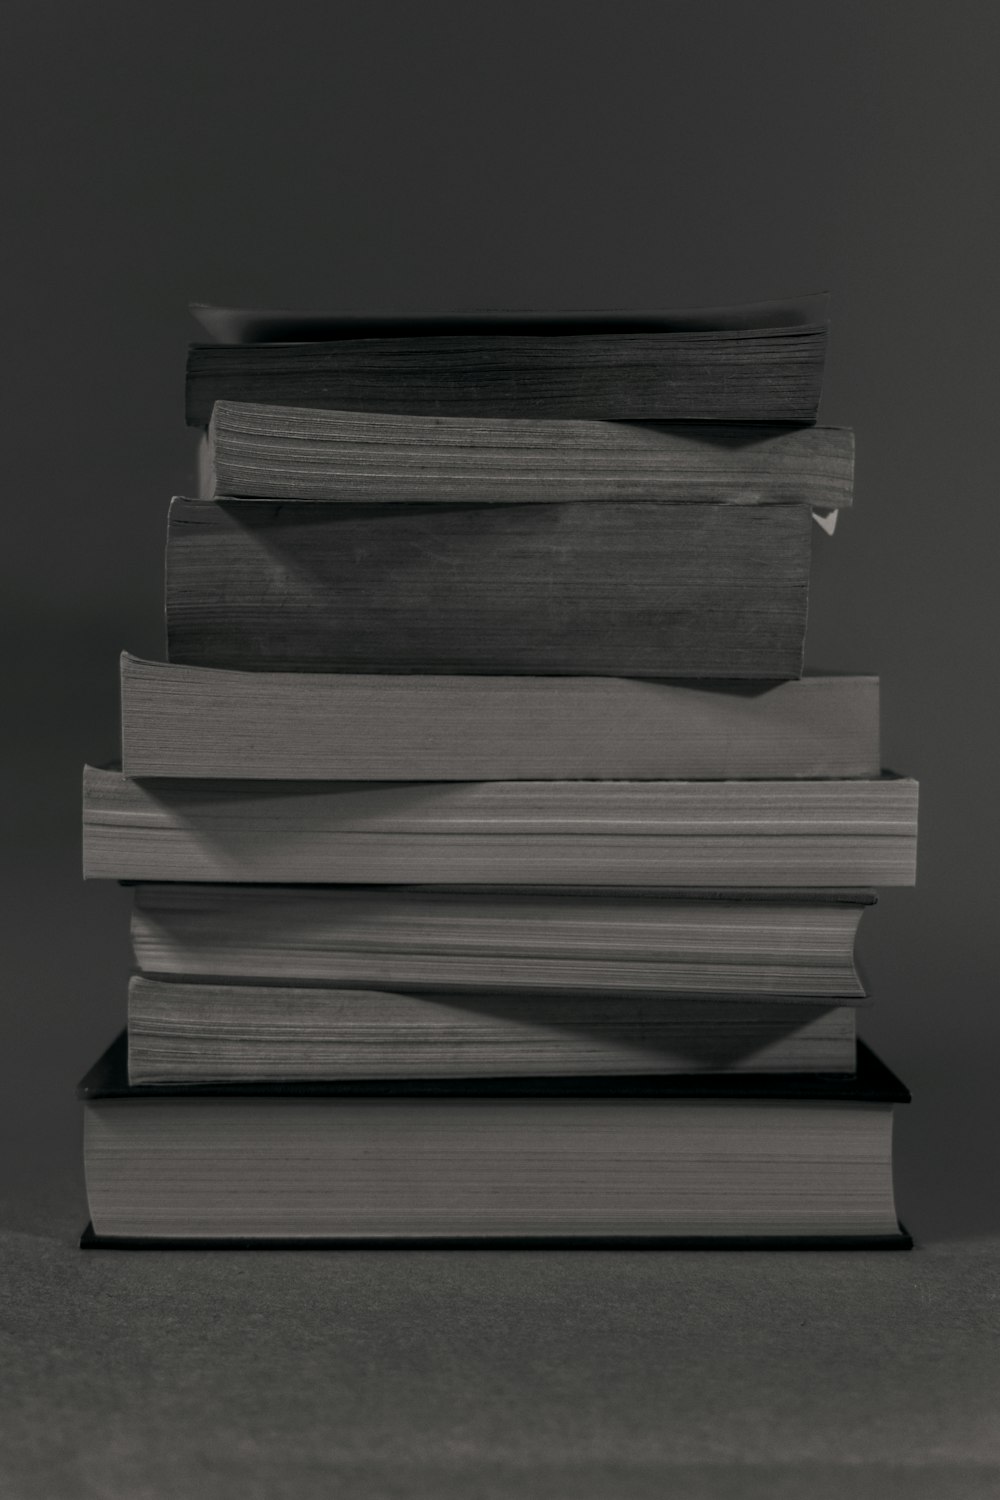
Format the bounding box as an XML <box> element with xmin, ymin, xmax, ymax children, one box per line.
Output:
<box><xmin>80</xmin><ymin>1224</ymin><xmax>912</xmax><ymax>1251</ymax></box>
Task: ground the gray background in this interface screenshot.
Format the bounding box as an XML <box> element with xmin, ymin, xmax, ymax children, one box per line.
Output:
<box><xmin>0</xmin><ymin>6</ymin><xmax>999</xmax><ymax>1493</ymax></box>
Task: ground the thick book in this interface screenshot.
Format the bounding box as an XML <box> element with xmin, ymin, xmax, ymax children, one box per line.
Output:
<box><xmin>79</xmin><ymin>1034</ymin><xmax>910</xmax><ymax>1246</ymax></box>
<box><xmin>130</xmin><ymin>885</ymin><xmax>873</xmax><ymax>999</ymax></box>
<box><xmin>201</xmin><ymin>402</ymin><xmax>854</xmax><ymax>506</ymax></box>
<box><xmin>185</xmin><ymin>298</ymin><xmax>829</xmax><ymax>427</ymax></box>
<box><xmin>165</xmin><ymin>496</ymin><xmax>814</xmax><ymax>678</ymax></box>
<box><xmin>126</xmin><ymin>976</ymin><xmax>859</xmax><ymax>1082</ymax></box>
<box><xmin>120</xmin><ymin>656</ymin><xmax>881</xmax><ymax>781</ymax></box>
<box><xmin>83</xmin><ymin>768</ymin><xmax>919</xmax><ymax>887</ymax></box>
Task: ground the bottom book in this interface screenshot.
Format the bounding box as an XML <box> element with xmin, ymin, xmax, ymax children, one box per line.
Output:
<box><xmin>79</xmin><ymin>1035</ymin><xmax>910</xmax><ymax>1248</ymax></box>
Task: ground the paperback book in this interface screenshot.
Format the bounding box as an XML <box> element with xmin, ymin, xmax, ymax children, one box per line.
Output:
<box><xmin>84</xmin><ymin>768</ymin><xmax>919</xmax><ymax>887</ymax></box>
<box><xmin>121</xmin><ymin>656</ymin><xmax>881</xmax><ymax>781</ymax></box>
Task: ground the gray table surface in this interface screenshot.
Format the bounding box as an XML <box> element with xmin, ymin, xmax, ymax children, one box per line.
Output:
<box><xmin>2</xmin><ymin>1168</ymin><xmax>999</xmax><ymax>1500</ymax></box>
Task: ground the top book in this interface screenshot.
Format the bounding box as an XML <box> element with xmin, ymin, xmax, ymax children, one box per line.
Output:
<box><xmin>185</xmin><ymin>296</ymin><xmax>829</xmax><ymax>428</ymax></box>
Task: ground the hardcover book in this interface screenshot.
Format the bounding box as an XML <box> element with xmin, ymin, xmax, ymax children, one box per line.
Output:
<box><xmin>80</xmin><ymin>1034</ymin><xmax>910</xmax><ymax>1247</ymax></box>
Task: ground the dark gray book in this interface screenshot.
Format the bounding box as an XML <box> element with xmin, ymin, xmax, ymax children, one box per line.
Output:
<box><xmin>82</xmin><ymin>768</ymin><xmax>919</xmax><ymax>887</ymax></box>
<box><xmin>79</xmin><ymin>1034</ymin><xmax>910</xmax><ymax>1247</ymax></box>
<box><xmin>130</xmin><ymin>884</ymin><xmax>874</xmax><ymax>999</ymax></box>
<box><xmin>165</xmin><ymin>497</ymin><xmax>813</xmax><ymax>678</ymax></box>
<box><xmin>185</xmin><ymin>299</ymin><xmax>829</xmax><ymax>427</ymax></box>
<box><xmin>201</xmin><ymin>404</ymin><xmax>853</xmax><ymax>506</ymax></box>
<box><xmin>126</xmin><ymin>976</ymin><xmax>859</xmax><ymax>1083</ymax></box>
<box><xmin>190</xmin><ymin>294</ymin><xmax>830</xmax><ymax>343</ymax></box>
<box><xmin>120</xmin><ymin>656</ymin><xmax>881</xmax><ymax>780</ymax></box>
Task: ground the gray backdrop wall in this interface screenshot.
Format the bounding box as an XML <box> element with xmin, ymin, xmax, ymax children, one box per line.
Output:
<box><xmin>2</xmin><ymin>0</ymin><xmax>997</xmax><ymax>1237</ymax></box>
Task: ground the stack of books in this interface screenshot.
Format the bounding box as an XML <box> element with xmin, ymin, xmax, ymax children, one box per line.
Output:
<box><xmin>79</xmin><ymin>296</ymin><xmax>918</xmax><ymax>1247</ymax></box>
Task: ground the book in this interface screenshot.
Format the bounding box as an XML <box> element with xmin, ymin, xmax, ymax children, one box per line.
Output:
<box><xmin>165</xmin><ymin>496</ymin><xmax>813</xmax><ymax>678</ymax></box>
<box><xmin>190</xmin><ymin>294</ymin><xmax>831</xmax><ymax>343</ymax></box>
<box><xmin>130</xmin><ymin>885</ymin><xmax>873</xmax><ymax>999</ymax></box>
<box><xmin>126</xmin><ymin>977</ymin><xmax>859</xmax><ymax>1082</ymax></box>
<box><xmin>83</xmin><ymin>768</ymin><xmax>919</xmax><ymax>886</ymax></box>
<box><xmin>185</xmin><ymin>299</ymin><xmax>829</xmax><ymax>428</ymax></box>
<box><xmin>120</xmin><ymin>656</ymin><xmax>881</xmax><ymax>780</ymax></box>
<box><xmin>201</xmin><ymin>403</ymin><xmax>854</xmax><ymax>506</ymax></box>
<box><xmin>80</xmin><ymin>1033</ymin><xmax>910</xmax><ymax>1246</ymax></box>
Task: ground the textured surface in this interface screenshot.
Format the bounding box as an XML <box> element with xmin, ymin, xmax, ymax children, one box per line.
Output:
<box><xmin>185</xmin><ymin>327</ymin><xmax>827</xmax><ymax>427</ymax></box>
<box><xmin>165</xmin><ymin>497</ymin><xmax>810</xmax><ymax>678</ymax></box>
<box><xmin>1</xmin><ymin>1176</ymin><xmax>999</xmax><ymax>1499</ymax></box>
<box><xmin>205</xmin><ymin>405</ymin><xmax>853</xmax><ymax>506</ymax></box>
<box><xmin>120</xmin><ymin>658</ymin><xmax>881</xmax><ymax>782</ymax></box>
<box><xmin>81</xmin><ymin>769</ymin><xmax>920</xmax><ymax>887</ymax></box>
<box><xmin>128</xmin><ymin>885</ymin><xmax>870</xmax><ymax>997</ymax></box>
<box><xmin>125</xmin><ymin>979</ymin><xmax>858</xmax><ymax>1082</ymax></box>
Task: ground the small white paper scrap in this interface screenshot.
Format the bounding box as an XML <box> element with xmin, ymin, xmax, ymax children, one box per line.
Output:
<box><xmin>812</xmin><ymin>508</ymin><xmax>838</xmax><ymax>536</ymax></box>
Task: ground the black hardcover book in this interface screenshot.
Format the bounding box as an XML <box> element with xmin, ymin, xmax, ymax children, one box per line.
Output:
<box><xmin>80</xmin><ymin>1035</ymin><xmax>910</xmax><ymax>1248</ymax></box>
